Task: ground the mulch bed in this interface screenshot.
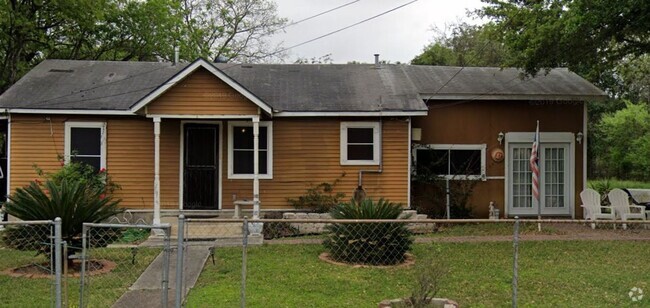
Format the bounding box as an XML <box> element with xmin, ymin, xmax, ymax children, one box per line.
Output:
<box><xmin>319</xmin><ymin>252</ymin><xmax>415</xmax><ymax>268</ymax></box>
<box><xmin>3</xmin><ymin>259</ymin><xmax>117</xmax><ymax>279</ymax></box>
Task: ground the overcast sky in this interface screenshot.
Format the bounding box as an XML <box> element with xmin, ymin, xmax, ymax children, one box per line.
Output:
<box><xmin>271</xmin><ymin>0</ymin><xmax>486</xmax><ymax>64</ymax></box>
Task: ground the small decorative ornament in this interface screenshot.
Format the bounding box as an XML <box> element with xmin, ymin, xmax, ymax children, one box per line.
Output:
<box><xmin>491</xmin><ymin>148</ymin><xmax>505</xmax><ymax>162</ymax></box>
<box><xmin>629</xmin><ymin>287</ymin><xmax>643</xmax><ymax>302</ymax></box>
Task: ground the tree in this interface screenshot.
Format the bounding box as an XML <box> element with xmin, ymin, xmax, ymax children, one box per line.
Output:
<box><xmin>411</xmin><ymin>22</ymin><xmax>510</xmax><ymax>67</ymax></box>
<box><xmin>593</xmin><ymin>102</ymin><xmax>650</xmax><ymax>180</ymax></box>
<box><xmin>179</xmin><ymin>0</ymin><xmax>287</xmax><ymax>63</ymax></box>
<box><xmin>478</xmin><ymin>0</ymin><xmax>650</xmax><ymax>93</ymax></box>
<box><xmin>0</xmin><ymin>0</ymin><xmax>287</xmax><ymax>93</ymax></box>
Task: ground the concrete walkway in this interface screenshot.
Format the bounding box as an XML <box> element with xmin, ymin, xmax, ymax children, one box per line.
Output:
<box><xmin>112</xmin><ymin>243</ymin><xmax>212</xmax><ymax>308</ymax></box>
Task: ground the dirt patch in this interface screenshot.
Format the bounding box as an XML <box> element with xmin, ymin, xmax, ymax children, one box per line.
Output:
<box><xmin>319</xmin><ymin>252</ymin><xmax>415</xmax><ymax>268</ymax></box>
<box><xmin>3</xmin><ymin>259</ymin><xmax>117</xmax><ymax>279</ymax></box>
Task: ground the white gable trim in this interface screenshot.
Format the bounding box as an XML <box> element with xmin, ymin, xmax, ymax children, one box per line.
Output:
<box><xmin>129</xmin><ymin>58</ymin><xmax>272</xmax><ymax>115</ymax></box>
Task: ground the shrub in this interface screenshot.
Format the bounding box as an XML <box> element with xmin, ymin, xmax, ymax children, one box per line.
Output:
<box><xmin>2</xmin><ymin>162</ymin><xmax>124</xmax><ymax>260</ymax></box>
<box><xmin>288</xmin><ymin>179</ymin><xmax>346</xmax><ymax>213</ymax></box>
<box><xmin>405</xmin><ymin>246</ymin><xmax>448</xmax><ymax>307</ymax></box>
<box><xmin>323</xmin><ymin>198</ymin><xmax>413</xmax><ymax>265</ymax></box>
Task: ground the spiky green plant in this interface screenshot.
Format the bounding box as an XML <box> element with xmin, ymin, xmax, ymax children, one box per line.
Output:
<box><xmin>3</xmin><ymin>164</ymin><xmax>124</xmax><ymax>261</ymax></box>
<box><xmin>323</xmin><ymin>198</ymin><xmax>413</xmax><ymax>265</ymax></box>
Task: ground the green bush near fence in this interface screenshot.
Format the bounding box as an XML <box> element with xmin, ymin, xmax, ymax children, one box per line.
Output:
<box><xmin>323</xmin><ymin>198</ymin><xmax>413</xmax><ymax>265</ymax></box>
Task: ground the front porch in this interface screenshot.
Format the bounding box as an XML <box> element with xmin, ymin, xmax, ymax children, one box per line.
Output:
<box><xmin>149</xmin><ymin>115</ymin><xmax>267</xmax><ymax>225</ymax></box>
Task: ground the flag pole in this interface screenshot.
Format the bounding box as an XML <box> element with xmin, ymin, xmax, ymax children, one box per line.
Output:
<box><xmin>535</xmin><ymin>121</ymin><xmax>541</xmax><ymax>231</ymax></box>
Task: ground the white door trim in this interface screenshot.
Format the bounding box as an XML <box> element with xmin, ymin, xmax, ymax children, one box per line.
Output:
<box><xmin>179</xmin><ymin>121</ymin><xmax>223</xmax><ymax>210</ymax></box>
<box><xmin>504</xmin><ymin>132</ymin><xmax>575</xmax><ymax>217</ymax></box>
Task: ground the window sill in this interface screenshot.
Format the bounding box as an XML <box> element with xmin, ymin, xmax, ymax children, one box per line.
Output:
<box><xmin>228</xmin><ymin>174</ymin><xmax>273</xmax><ymax>180</ymax></box>
<box><xmin>340</xmin><ymin>160</ymin><xmax>380</xmax><ymax>166</ymax></box>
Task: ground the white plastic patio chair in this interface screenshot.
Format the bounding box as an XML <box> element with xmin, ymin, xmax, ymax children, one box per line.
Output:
<box><xmin>580</xmin><ymin>189</ymin><xmax>615</xmax><ymax>229</ymax></box>
<box><xmin>608</xmin><ymin>188</ymin><xmax>647</xmax><ymax>230</ymax></box>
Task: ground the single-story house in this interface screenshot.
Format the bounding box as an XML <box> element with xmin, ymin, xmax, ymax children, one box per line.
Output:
<box><xmin>0</xmin><ymin>58</ymin><xmax>605</xmax><ymax>222</ymax></box>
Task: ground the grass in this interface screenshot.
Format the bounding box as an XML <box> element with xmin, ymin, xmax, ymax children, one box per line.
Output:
<box><xmin>589</xmin><ymin>178</ymin><xmax>650</xmax><ymax>190</ymax></box>
<box><xmin>187</xmin><ymin>241</ymin><xmax>649</xmax><ymax>307</ymax></box>
<box><xmin>425</xmin><ymin>222</ymin><xmax>564</xmax><ymax>237</ymax></box>
<box><xmin>0</xmin><ymin>246</ymin><xmax>160</xmax><ymax>307</ymax></box>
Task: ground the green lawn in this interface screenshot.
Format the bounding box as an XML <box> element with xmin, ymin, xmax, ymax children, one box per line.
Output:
<box><xmin>425</xmin><ymin>222</ymin><xmax>564</xmax><ymax>237</ymax></box>
<box><xmin>0</xmin><ymin>246</ymin><xmax>160</xmax><ymax>307</ymax></box>
<box><xmin>187</xmin><ymin>241</ymin><xmax>649</xmax><ymax>307</ymax></box>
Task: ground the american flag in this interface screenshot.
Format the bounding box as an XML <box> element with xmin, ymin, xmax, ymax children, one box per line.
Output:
<box><xmin>530</xmin><ymin>121</ymin><xmax>540</xmax><ymax>202</ymax></box>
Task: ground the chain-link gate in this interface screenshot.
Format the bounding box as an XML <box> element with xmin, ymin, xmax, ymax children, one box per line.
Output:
<box><xmin>0</xmin><ymin>220</ymin><xmax>57</xmax><ymax>307</ymax></box>
<box><xmin>79</xmin><ymin>222</ymin><xmax>171</xmax><ymax>308</ymax></box>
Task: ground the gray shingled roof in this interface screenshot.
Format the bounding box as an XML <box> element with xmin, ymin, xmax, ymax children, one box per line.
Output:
<box><xmin>0</xmin><ymin>59</ymin><xmax>606</xmax><ymax>113</ymax></box>
<box><xmin>0</xmin><ymin>60</ymin><xmax>188</xmax><ymax>110</ymax></box>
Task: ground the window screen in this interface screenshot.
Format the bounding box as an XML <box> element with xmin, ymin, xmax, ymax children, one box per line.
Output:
<box><xmin>70</xmin><ymin>127</ymin><xmax>102</xmax><ymax>171</ymax></box>
<box><xmin>232</xmin><ymin>126</ymin><xmax>268</xmax><ymax>174</ymax></box>
<box><xmin>347</xmin><ymin>127</ymin><xmax>374</xmax><ymax>161</ymax></box>
<box><xmin>416</xmin><ymin>148</ymin><xmax>482</xmax><ymax>177</ymax></box>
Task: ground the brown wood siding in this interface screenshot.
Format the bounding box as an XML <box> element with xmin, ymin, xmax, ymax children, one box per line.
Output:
<box><xmin>106</xmin><ymin>119</ymin><xmax>153</xmax><ymax>208</ymax></box>
<box><xmin>10</xmin><ymin>115</ymin><xmax>409</xmax><ymax>211</ymax></box>
<box><xmin>145</xmin><ymin>68</ymin><xmax>260</xmax><ymax>116</ymax></box>
<box><xmin>9</xmin><ymin>115</ymin><xmax>159</xmax><ymax>209</ymax></box>
<box><xmin>221</xmin><ymin>118</ymin><xmax>410</xmax><ymax>209</ymax></box>
<box><xmin>412</xmin><ymin>100</ymin><xmax>584</xmax><ymax>218</ymax></box>
<box><xmin>10</xmin><ymin>115</ymin><xmax>65</xmax><ymax>192</ymax></box>
<box><xmin>160</xmin><ymin>120</ymin><xmax>180</xmax><ymax>209</ymax></box>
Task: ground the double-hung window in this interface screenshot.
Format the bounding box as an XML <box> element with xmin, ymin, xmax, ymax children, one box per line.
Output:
<box><xmin>340</xmin><ymin>122</ymin><xmax>381</xmax><ymax>165</ymax></box>
<box><xmin>64</xmin><ymin>122</ymin><xmax>106</xmax><ymax>171</ymax></box>
<box><xmin>413</xmin><ymin>144</ymin><xmax>486</xmax><ymax>180</ymax></box>
<box><xmin>228</xmin><ymin>121</ymin><xmax>273</xmax><ymax>179</ymax></box>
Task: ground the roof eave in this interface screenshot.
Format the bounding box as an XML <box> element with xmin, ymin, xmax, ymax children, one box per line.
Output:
<box><xmin>4</xmin><ymin>108</ymin><xmax>135</xmax><ymax>115</ymax></box>
<box><xmin>421</xmin><ymin>93</ymin><xmax>608</xmax><ymax>102</ymax></box>
<box><xmin>273</xmin><ymin>110</ymin><xmax>428</xmax><ymax>117</ymax></box>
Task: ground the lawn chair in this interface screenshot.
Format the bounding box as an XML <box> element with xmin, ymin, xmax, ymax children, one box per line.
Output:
<box><xmin>622</xmin><ymin>188</ymin><xmax>650</xmax><ymax>211</ymax></box>
<box><xmin>607</xmin><ymin>188</ymin><xmax>647</xmax><ymax>230</ymax></box>
<box><xmin>580</xmin><ymin>189</ymin><xmax>616</xmax><ymax>229</ymax></box>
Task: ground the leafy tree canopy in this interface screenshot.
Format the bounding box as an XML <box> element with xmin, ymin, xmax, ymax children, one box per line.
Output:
<box><xmin>0</xmin><ymin>0</ymin><xmax>287</xmax><ymax>92</ymax></box>
<box><xmin>411</xmin><ymin>22</ymin><xmax>510</xmax><ymax>67</ymax></box>
<box><xmin>478</xmin><ymin>0</ymin><xmax>650</xmax><ymax>93</ymax></box>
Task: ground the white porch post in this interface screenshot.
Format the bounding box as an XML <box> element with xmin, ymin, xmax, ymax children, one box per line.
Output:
<box><xmin>252</xmin><ymin>116</ymin><xmax>260</xmax><ymax>219</ymax></box>
<box><xmin>153</xmin><ymin>117</ymin><xmax>161</xmax><ymax>225</ymax></box>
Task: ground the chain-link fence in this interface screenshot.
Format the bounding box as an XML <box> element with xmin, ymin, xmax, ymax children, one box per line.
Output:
<box><xmin>176</xmin><ymin>217</ymin><xmax>649</xmax><ymax>307</ymax></box>
<box><xmin>79</xmin><ymin>223</ymin><xmax>171</xmax><ymax>308</ymax></box>
<box><xmin>0</xmin><ymin>220</ymin><xmax>58</xmax><ymax>307</ymax></box>
<box><xmin>1</xmin><ymin>216</ymin><xmax>647</xmax><ymax>307</ymax></box>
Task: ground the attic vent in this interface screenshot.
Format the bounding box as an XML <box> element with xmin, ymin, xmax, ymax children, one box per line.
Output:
<box><xmin>49</xmin><ymin>69</ymin><xmax>74</xmax><ymax>73</ymax></box>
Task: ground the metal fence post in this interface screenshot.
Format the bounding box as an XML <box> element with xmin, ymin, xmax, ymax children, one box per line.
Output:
<box><xmin>79</xmin><ymin>223</ymin><xmax>88</xmax><ymax>308</ymax></box>
<box><xmin>162</xmin><ymin>226</ymin><xmax>171</xmax><ymax>308</ymax></box>
<box><xmin>512</xmin><ymin>216</ymin><xmax>520</xmax><ymax>308</ymax></box>
<box><xmin>241</xmin><ymin>217</ymin><xmax>249</xmax><ymax>308</ymax></box>
<box><xmin>54</xmin><ymin>217</ymin><xmax>62</xmax><ymax>308</ymax></box>
<box><xmin>175</xmin><ymin>215</ymin><xmax>185</xmax><ymax>308</ymax></box>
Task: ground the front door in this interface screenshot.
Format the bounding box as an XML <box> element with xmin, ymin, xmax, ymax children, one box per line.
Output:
<box><xmin>183</xmin><ymin>124</ymin><xmax>219</xmax><ymax>210</ymax></box>
<box><xmin>507</xmin><ymin>143</ymin><xmax>571</xmax><ymax>216</ymax></box>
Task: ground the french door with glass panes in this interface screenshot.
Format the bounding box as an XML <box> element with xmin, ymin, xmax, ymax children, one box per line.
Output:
<box><xmin>508</xmin><ymin>143</ymin><xmax>571</xmax><ymax>216</ymax></box>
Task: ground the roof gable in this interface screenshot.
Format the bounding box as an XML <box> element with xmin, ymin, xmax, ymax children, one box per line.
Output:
<box><xmin>145</xmin><ymin>67</ymin><xmax>261</xmax><ymax>116</ymax></box>
<box><xmin>130</xmin><ymin>58</ymin><xmax>272</xmax><ymax>115</ymax></box>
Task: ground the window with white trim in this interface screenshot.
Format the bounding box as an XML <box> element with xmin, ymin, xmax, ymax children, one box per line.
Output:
<box><xmin>413</xmin><ymin>144</ymin><xmax>486</xmax><ymax>180</ymax></box>
<box><xmin>227</xmin><ymin>121</ymin><xmax>272</xmax><ymax>179</ymax></box>
<box><xmin>340</xmin><ymin>122</ymin><xmax>381</xmax><ymax>165</ymax></box>
<box><xmin>64</xmin><ymin>122</ymin><xmax>106</xmax><ymax>171</ymax></box>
